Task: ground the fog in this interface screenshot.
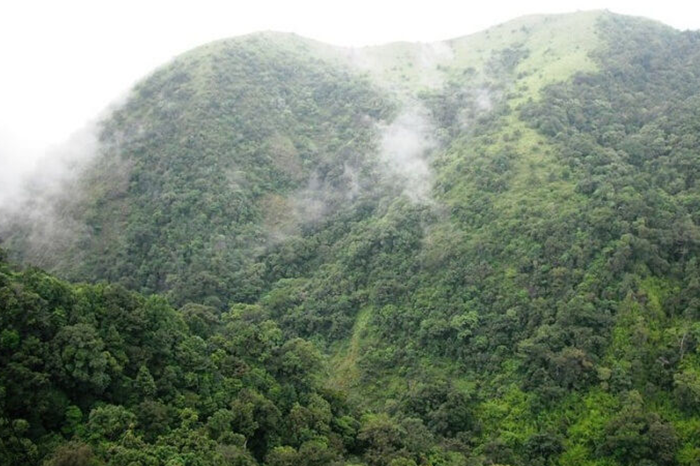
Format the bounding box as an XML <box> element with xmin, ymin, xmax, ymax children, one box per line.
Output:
<box><xmin>0</xmin><ymin>86</ymin><xmax>135</xmax><ymax>266</ymax></box>
<box><xmin>0</xmin><ymin>133</ymin><xmax>40</xmax><ymax>207</ymax></box>
<box><xmin>0</xmin><ymin>123</ymin><xmax>100</xmax><ymax>267</ymax></box>
<box><xmin>378</xmin><ymin>104</ymin><xmax>437</xmax><ymax>203</ymax></box>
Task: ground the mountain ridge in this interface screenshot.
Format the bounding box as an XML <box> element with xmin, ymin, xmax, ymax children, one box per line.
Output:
<box><xmin>3</xmin><ymin>10</ymin><xmax>700</xmax><ymax>466</ymax></box>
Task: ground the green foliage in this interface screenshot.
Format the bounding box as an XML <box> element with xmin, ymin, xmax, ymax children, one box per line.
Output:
<box><xmin>0</xmin><ymin>256</ymin><xmax>384</xmax><ymax>464</ymax></box>
<box><xmin>44</xmin><ymin>442</ymin><xmax>102</xmax><ymax>466</ymax></box>
<box><xmin>4</xmin><ymin>10</ymin><xmax>700</xmax><ymax>466</ymax></box>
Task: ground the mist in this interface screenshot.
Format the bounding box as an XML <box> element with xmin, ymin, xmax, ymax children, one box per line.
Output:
<box><xmin>270</xmin><ymin>101</ymin><xmax>438</xmax><ymax>244</ymax></box>
<box><xmin>378</xmin><ymin>103</ymin><xmax>437</xmax><ymax>203</ymax></box>
<box><xmin>0</xmin><ymin>93</ymin><xmax>136</xmax><ymax>274</ymax></box>
<box><xmin>0</xmin><ymin>142</ymin><xmax>38</xmax><ymax>208</ymax></box>
<box><xmin>0</xmin><ymin>125</ymin><xmax>98</xmax><ymax>261</ymax></box>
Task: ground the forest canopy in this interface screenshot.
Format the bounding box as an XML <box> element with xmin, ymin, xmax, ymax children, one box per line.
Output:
<box><xmin>3</xmin><ymin>11</ymin><xmax>700</xmax><ymax>466</ymax></box>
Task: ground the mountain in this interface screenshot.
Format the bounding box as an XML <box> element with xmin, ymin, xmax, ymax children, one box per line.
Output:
<box><xmin>2</xmin><ymin>11</ymin><xmax>603</xmax><ymax>308</ymax></box>
<box><xmin>3</xmin><ymin>10</ymin><xmax>700</xmax><ymax>466</ymax></box>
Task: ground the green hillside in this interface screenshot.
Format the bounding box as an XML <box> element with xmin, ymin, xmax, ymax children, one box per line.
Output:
<box><xmin>4</xmin><ymin>10</ymin><xmax>700</xmax><ymax>466</ymax></box>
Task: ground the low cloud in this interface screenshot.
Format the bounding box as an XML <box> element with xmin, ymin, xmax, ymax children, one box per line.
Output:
<box><xmin>378</xmin><ymin>103</ymin><xmax>436</xmax><ymax>203</ymax></box>
<box><xmin>0</xmin><ymin>125</ymin><xmax>99</xmax><ymax>266</ymax></box>
<box><xmin>0</xmin><ymin>91</ymin><xmax>131</xmax><ymax>268</ymax></box>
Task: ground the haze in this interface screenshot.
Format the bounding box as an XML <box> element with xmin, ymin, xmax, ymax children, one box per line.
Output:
<box><xmin>1</xmin><ymin>0</ymin><xmax>699</xmax><ymax>203</ymax></box>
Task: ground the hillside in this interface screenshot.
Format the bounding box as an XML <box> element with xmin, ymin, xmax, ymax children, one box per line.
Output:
<box><xmin>3</xmin><ymin>10</ymin><xmax>700</xmax><ymax>466</ymax></box>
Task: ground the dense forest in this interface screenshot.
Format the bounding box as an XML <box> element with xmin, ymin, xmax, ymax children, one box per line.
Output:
<box><xmin>3</xmin><ymin>10</ymin><xmax>700</xmax><ymax>466</ymax></box>
<box><xmin>0</xmin><ymin>248</ymin><xmax>467</xmax><ymax>465</ymax></box>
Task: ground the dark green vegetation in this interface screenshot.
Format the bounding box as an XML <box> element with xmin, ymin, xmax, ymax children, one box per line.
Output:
<box><xmin>0</xmin><ymin>251</ymin><xmax>470</xmax><ymax>465</ymax></box>
<box><xmin>0</xmin><ymin>249</ymin><xmax>465</xmax><ymax>465</ymax></box>
<box><xmin>3</xmin><ymin>10</ymin><xmax>700</xmax><ymax>466</ymax></box>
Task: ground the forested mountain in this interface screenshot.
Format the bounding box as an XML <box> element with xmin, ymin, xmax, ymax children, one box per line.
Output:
<box><xmin>3</xmin><ymin>10</ymin><xmax>700</xmax><ymax>466</ymax></box>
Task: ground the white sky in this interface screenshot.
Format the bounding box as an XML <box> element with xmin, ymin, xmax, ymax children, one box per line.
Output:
<box><xmin>1</xmin><ymin>0</ymin><xmax>699</xmax><ymax>201</ymax></box>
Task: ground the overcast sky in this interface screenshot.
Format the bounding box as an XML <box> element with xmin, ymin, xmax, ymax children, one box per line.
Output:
<box><xmin>1</xmin><ymin>0</ymin><xmax>699</xmax><ymax>201</ymax></box>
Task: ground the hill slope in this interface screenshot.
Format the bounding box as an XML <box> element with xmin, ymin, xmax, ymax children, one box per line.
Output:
<box><xmin>4</xmin><ymin>10</ymin><xmax>700</xmax><ymax>466</ymax></box>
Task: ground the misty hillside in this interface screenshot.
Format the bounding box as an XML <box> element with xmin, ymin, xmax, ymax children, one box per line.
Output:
<box><xmin>3</xmin><ymin>10</ymin><xmax>700</xmax><ymax>466</ymax></box>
